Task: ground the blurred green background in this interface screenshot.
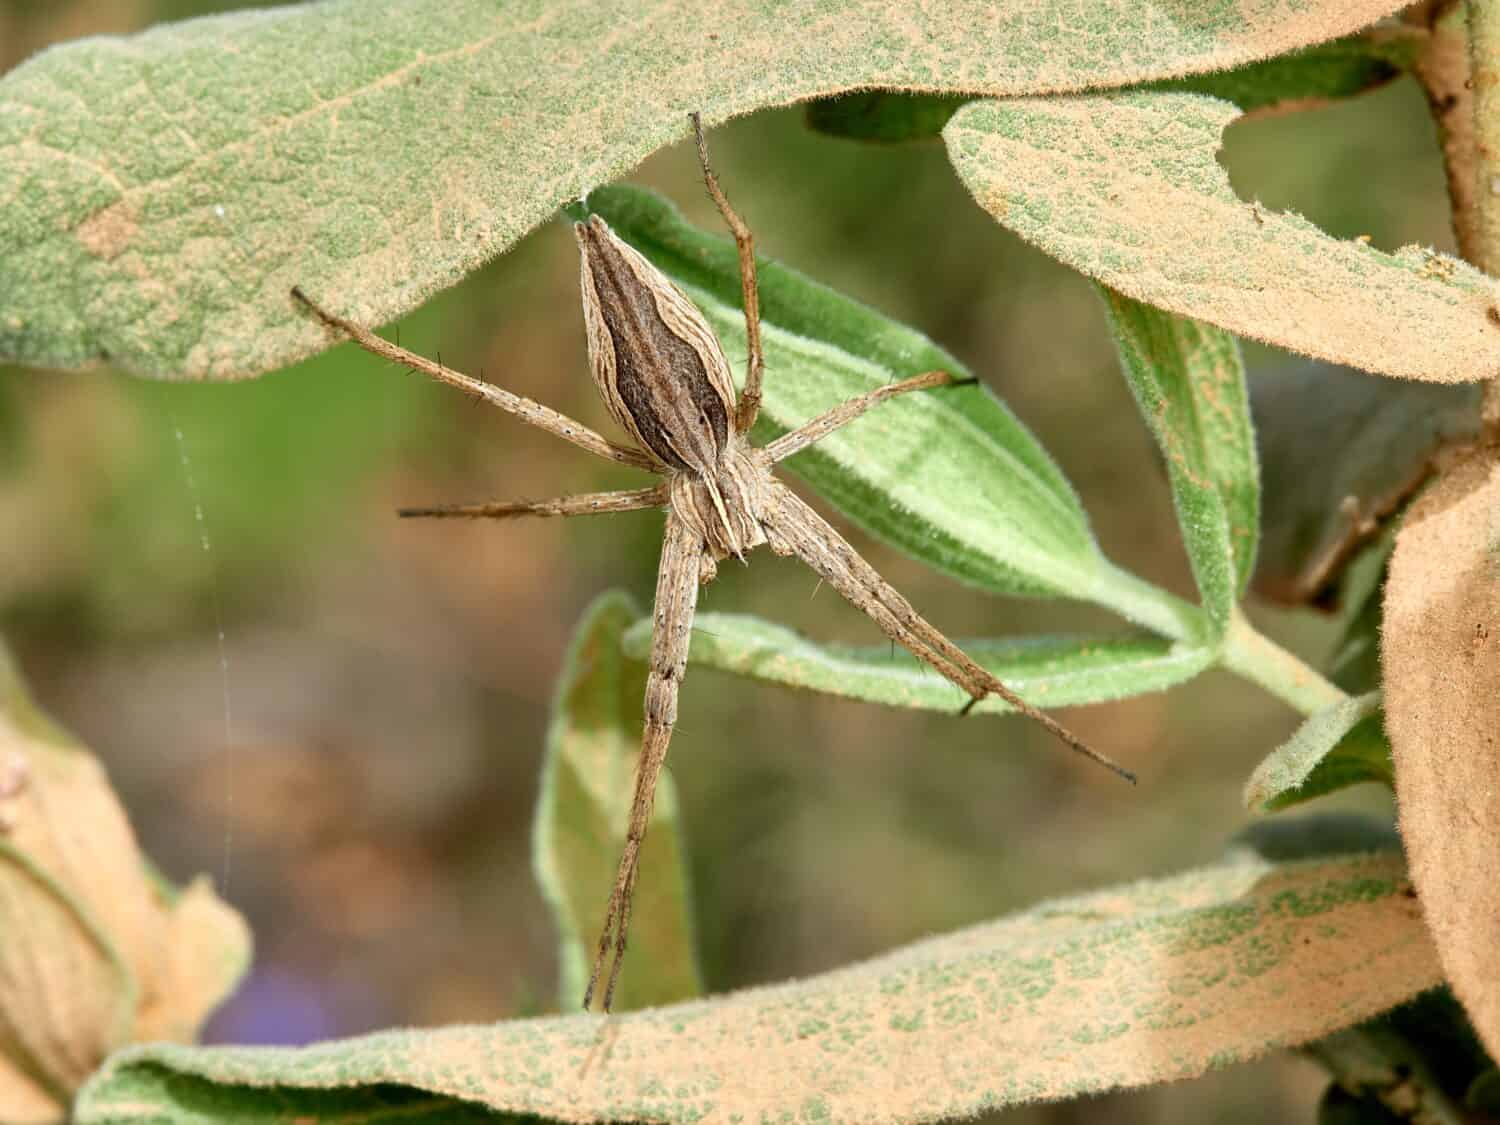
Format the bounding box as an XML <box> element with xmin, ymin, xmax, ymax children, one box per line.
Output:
<box><xmin>0</xmin><ymin>3</ymin><xmax>1456</xmax><ymax>1121</ymax></box>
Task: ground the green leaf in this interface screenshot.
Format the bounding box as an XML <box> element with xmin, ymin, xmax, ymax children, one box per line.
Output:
<box><xmin>531</xmin><ymin>592</ymin><xmax>700</xmax><ymax>1013</ymax></box>
<box><xmin>589</xmin><ymin>186</ymin><xmax>1198</xmax><ymax>640</ymax></box>
<box><xmin>1326</xmin><ymin>538</ymin><xmax>1393</xmax><ymax>695</ymax></box>
<box><xmin>0</xmin><ymin>0</ymin><xmax>1409</xmax><ymax>378</ymax></box>
<box><xmin>1148</xmin><ymin>28</ymin><xmax>1421</xmax><ymax>111</ymax></box>
<box><xmin>1249</xmin><ymin>360</ymin><xmax>1480</xmax><ymax>608</ymax></box>
<box><xmin>943</xmin><ymin>93</ymin><xmax>1500</xmax><ymax>385</ymax></box>
<box><xmin>588</xmin><ymin>185</ymin><xmax>1102</xmax><ymax>600</ymax></box>
<box><xmin>1244</xmin><ymin>692</ymin><xmax>1393</xmax><ymax>812</ymax></box>
<box><xmin>80</xmin><ymin>1064</ymin><xmax>507</xmax><ymax>1125</ymax></box>
<box><xmin>805</xmin><ymin>92</ymin><xmax>972</xmax><ymax>143</ymax></box>
<box><xmin>804</xmin><ymin>30</ymin><xmax>1421</xmax><ymax>144</ymax></box>
<box><xmin>1099</xmin><ymin>291</ymin><xmax>1258</xmax><ymax>636</ymax></box>
<box><xmin>77</xmin><ymin>851</ymin><xmax>1440</xmax><ymax>1123</ymax></box>
<box><xmin>623</xmin><ymin>612</ymin><xmax>1212</xmax><ymax>714</ymax></box>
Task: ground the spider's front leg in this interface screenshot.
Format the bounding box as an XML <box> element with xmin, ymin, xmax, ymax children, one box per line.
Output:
<box><xmin>691</xmin><ymin>112</ymin><xmax>763</xmax><ymax>435</ymax></box>
<box><xmin>585</xmin><ymin>510</ymin><xmax>707</xmax><ymax>1013</ymax></box>
<box><xmin>289</xmin><ymin>286</ymin><xmax>654</xmax><ymax>471</ymax></box>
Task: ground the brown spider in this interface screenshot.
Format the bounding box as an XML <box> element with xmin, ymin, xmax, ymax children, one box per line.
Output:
<box><xmin>291</xmin><ymin>112</ymin><xmax>1131</xmax><ymax>1013</ymax></box>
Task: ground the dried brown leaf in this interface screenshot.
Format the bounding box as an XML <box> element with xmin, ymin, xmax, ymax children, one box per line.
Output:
<box><xmin>1250</xmin><ymin>359</ymin><xmax>1481</xmax><ymax>608</ymax></box>
<box><xmin>1384</xmin><ymin>446</ymin><xmax>1500</xmax><ymax>1058</ymax></box>
<box><xmin>944</xmin><ymin>94</ymin><xmax>1500</xmax><ymax>384</ymax></box>
<box><xmin>0</xmin><ymin>644</ymin><xmax>249</xmax><ymax>1117</ymax></box>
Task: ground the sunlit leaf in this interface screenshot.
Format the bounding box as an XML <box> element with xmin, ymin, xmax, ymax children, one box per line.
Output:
<box><xmin>0</xmin><ymin>0</ymin><xmax>1408</xmax><ymax>378</ymax></box>
<box><xmin>1100</xmin><ymin>291</ymin><xmax>1257</xmax><ymax>635</ymax></box>
<box><xmin>1384</xmin><ymin>447</ymin><xmax>1500</xmax><ymax>1058</ymax></box>
<box><xmin>943</xmin><ymin>93</ymin><xmax>1500</xmax><ymax>385</ymax></box>
<box><xmin>77</xmin><ymin>851</ymin><xmax>1439</xmax><ymax>1123</ymax></box>
<box><xmin>622</xmin><ymin>612</ymin><xmax>1212</xmax><ymax>714</ymax></box>
<box><xmin>531</xmin><ymin>592</ymin><xmax>700</xmax><ymax>1013</ymax></box>
<box><xmin>1243</xmin><ymin>692</ymin><xmax>1392</xmax><ymax>813</ymax></box>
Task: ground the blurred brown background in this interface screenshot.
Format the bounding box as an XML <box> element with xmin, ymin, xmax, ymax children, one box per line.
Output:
<box><xmin>0</xmin><ymin>3</ymin><xmax>1449</xmax><ymax>1121</ymax></box>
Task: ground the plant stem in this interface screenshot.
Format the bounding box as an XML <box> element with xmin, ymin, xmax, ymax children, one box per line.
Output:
<box><xmin>1413</xmin><ymin>3</ymin><xmax>1482</xmax><ymax>263</ymax></box>
<box><xmin>1087</xmin><ymin>562</ymin><xmax>1200</xmax><ymax>642</ymax></box>
<box><xmin>1091</xmin><ymin>563</ymin><xmax>1345</xmax><ymax>716</ymax></box>
<box><xmin>1221</xmin><ymin>609</ymin><xmax>1346</xmax><ymax>716</ymax></box>
<box><xmin>1468</xmin><ymin>0</ymin><xmax>1500</xmax><ymax>272</ymax></box>
<box><xmin>1464</xmin><ymin>0</ymin><xmax>1500</xmax><ymax>430</ymax></box>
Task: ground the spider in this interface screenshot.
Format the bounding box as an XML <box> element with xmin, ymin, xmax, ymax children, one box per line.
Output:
<box><xmin>291</xmin><ymin>112</ymin><xmax>1132</xmax><ymax>1013</ymax></box>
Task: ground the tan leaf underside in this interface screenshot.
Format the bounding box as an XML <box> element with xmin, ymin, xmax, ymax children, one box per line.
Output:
<box><xmin>1384</xmin><ymin>446</ymin><xmax>1500</xmax><ymax>1057</ymax></box>
<box><xmin>85</xmin><ymin>852</ymin><xmax>1439</xmax><ymax>1123</ymax></box>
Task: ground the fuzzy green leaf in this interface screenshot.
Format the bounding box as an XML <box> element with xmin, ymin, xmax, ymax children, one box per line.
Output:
<box><xmin>532</xmin><ymin>593</ymin><xmax>700</xmax><ymax>1014</ymax></box>
<box><xmin>0</xmin><ymin>0</ymin><xmax>1408</xmax><ymax>378</ymax></box>
<box><xmin>590</xmin><ymin>186</ymin><xmax>1195</xmax><ymax>639</ymax></box>
<box><xmin>944</xmin><ymin>93</ymin><xmax>1500</xmax><ymax>385</ymax></box>
<box><xmin>1244</xmin><ymin>692</ymin><xmax>1393</xmax><ymax>813</ymax></box>
<box><xmin>589</xmin><ymin>185</ymin><xmax>1102</xmax><ymax>600</ymax></box>
<box><xmin>77</xmin><ymin>851</ymin><xmax>1439</xmax><ymax>1123</ymax></box>
<box><xmin>805</xmin><ymin>30</ymin><xmax>1420</xmax><ymax>143</ymax></box>
<box><xmin>623</xmin><ymin>612</ymin><xmax>1212</xmax><ymax>714</ymax></box>
<box><xmin>1100</xmin><ymin>291</ymin><xmax>1258</xmax><ymax>636</ymax></box>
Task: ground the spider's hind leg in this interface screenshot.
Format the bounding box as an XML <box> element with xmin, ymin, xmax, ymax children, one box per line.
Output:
<box><xmin>584</xmin><ymin>511</ymin><xmax>706</xmax><ymax>1012</ymax></box>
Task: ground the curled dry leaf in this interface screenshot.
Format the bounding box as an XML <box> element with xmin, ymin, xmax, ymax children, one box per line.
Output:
<box><xmin>0</xmin><ymin>644</ymin><xmax>248</xmax><ymax>1121</ymax></box>
<box><xmin>77</xmin><ymin>852</ymin><xmax>1438</xmax><ymax>1124</ymax></box>
<box><xmin>943</xmin><ymin>94</ymin><xmax>1500</xmax><ymax>385</ymax></box>
<box><xmin>0</xmin><ymin>0</ymin><xmax>1407</xmax><ymax>379</ymax></box>
<box><xmin>1384</xmin><ymin>446</ymin><xmax>1500</xmax><ymax>1057</ymax></box>
<box><xmin>1250</xmin><ymin>359</ymin><xmax>1480</xmax><ymax>609</ymax></box>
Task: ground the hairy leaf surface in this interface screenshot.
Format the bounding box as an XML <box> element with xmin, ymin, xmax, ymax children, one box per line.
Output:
<box><xmin>944</xmin><ymin>94</ymin><xmax>1500</xmax><ymax>384</ymax></box>
<box><xmin>0</xmin><ymin>0</ymin><xmax>1406</xmax><ymax>377</ymax></box>
<box><xmin>1101</xmin><ymin>291</ymin><xmax>1258</xmax><ymax>635</ymax></box>
<box><xmin>624</xmin><ymin>612</ymin><xmax>1212</xmax><ymax>713</ymax></box>
<box><xmin>806</xmin><ymin>29</ymin><xmax>1421</xmax><ymax>142</ymax></box>
<box><xmin>1244</xmin><ymin>692</ymin><xmax>1392</xmax><ymax>812</ymax></box>
<box><xmin>77</xmin><ymin>850</ymin><xmax>1438</xmax><ymax>1123</ymax></box>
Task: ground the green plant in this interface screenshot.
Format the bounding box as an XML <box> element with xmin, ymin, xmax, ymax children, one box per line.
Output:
<box><xmin>1</xmin><ymin>1</ymin><xmax>1498</xmax><ymax>1121</ymax></box>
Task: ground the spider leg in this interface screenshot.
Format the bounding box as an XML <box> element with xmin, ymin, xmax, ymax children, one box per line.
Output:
<box><xmin>290</xmin><ymin>287</ymin><xmax>654</xmax><ymax>471</ymax></box>
<box><xmin>763</xmin><ymin>370</ymin><xmax>969</xmax><ymax>463</ymax></box>
<box><xmin>690</xmin><ymin>112</ymin><xmax>764</xmax><ymax>436</ymax></box>
<box><xmin>584</xmin><ymin>511</ymin><xmax>706</xmax><ymax>1012</ymax></box>
<box><xmin>762</xmin><ymin>483</ymin><xmax>1135</xmax><ymax>783</ymax></box>
<box><xmin>398</xmin><ymin>485</ymin><xmax>667</xmax><ymax>520</ymax></box>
